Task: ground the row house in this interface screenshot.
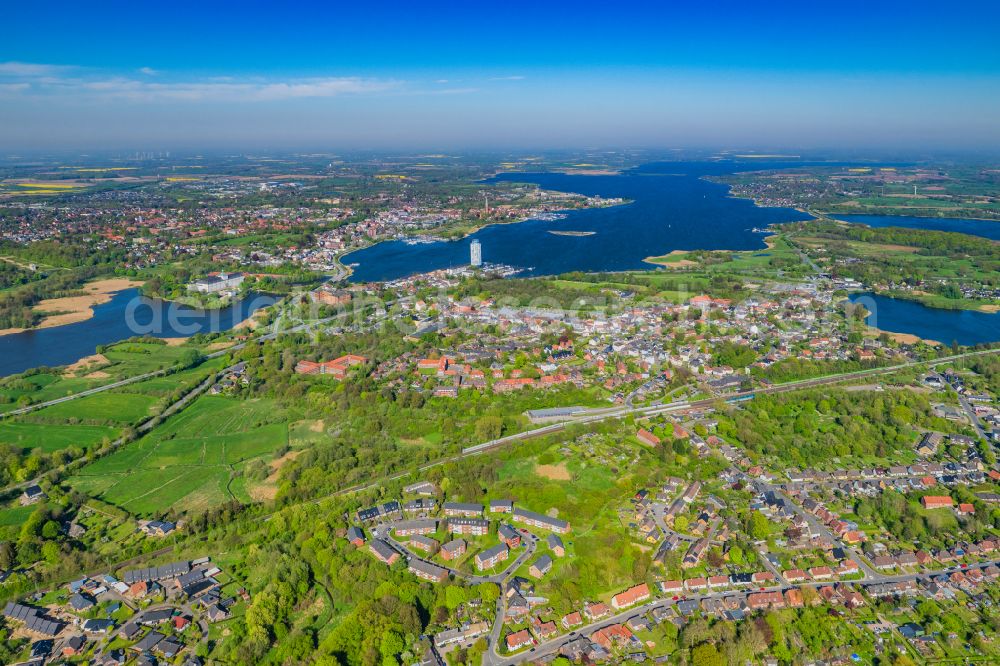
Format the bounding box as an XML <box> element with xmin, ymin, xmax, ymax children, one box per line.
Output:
<box><xmin>408</xmin><ymin>560</ymin><xmax>448</xmax><ymax>583</ymax></box>
<box><xmin>498</xmin><ymin>524</ymin><xmax>521</xmax><ymax>548</ymax></box>
<box><xmin>611</xmin><ymin>583</ymin><xmax>651</xmax><ymax>610</ymax></box>
<box><xmin>408</xmin><ymin>535</ymin><xmax>440</xmax><ymax>555</ymax></box>
<box><xmin>448</xmin><ymin>518</ymin><xmax>489</xmax><ymax>536</ymax></box>
<box><xmin>512</xmin><ymin>507</ymin><xmax>570</xmax><ymax>534</ymax></box>
<box><xmin>368</xmin><ymin>540</ymin><xmax>399</xmax><ymax>566</ymax></box>
<box><xmin>442</xmin><ymin>502</ymin><xmax>483</xmax><ymax>517</ymax></box>
<box><xmin>394</xmin><ymin>519</ymin><xmax>437</xmax><ymax>537</ymax></box>
<box><xmin>682</xmin><ymin>538</ymin><xmax>709</xmax><ymax>569</ymax></box>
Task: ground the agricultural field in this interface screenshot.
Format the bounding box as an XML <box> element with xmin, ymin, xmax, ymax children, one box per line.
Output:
<box><xmin>66</xmin><ymin>395</ymin><xmax>300</xmax><ymax>515</ymax></box>
<box><xmin>0</xmin><ymin>421</ymin><xmax>117</xmax><ymax>453</ymax></box>
<box><xmin>0</xmin><ymin>352</ymin><xmax>231</xmax><ymax>456</ymax></box>
<box><xmin>21</xmin><ymin>391</ymin><xmax>157</xmax><ymax>425</ymax></box>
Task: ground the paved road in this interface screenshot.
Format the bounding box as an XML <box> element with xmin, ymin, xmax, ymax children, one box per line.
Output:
<box><xmin>485</xmin><ymin>531</ymin><xmax>541</xmax><ymax>660</ymax></box>
<box><xmin>938</xmin><ymin>371</ymin><xmax>991</xmax><ymax>442</ymax></box>
<box><xmin>649</xmin><ymin>501</ymin><xmax>698</xmax><ymax>544</ymax></box>
<box><xmin>256</xmin><ymin>348</ymin><xmax>1000</xmax><ymax>530</ymax></box>
<box><xmin>488</xmin><ymin>558</ymin><xmax>1000</xmax><ymax>665</ymax></box>
<box><xmin>373</xmin><ymin>523</ymin><xmax>538</xmax><ymax>585</ymax></box>
<box><xmin>760</xmin><ymin>481</ymin><xmax>877</xmax><ymax>578</ymax></box>
<box><xmin>464</xmin><ymin>348</ymin><xmax>1000</xmax><ymax>460</ymax></box>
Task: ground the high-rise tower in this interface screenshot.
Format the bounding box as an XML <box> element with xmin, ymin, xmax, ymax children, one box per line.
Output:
<box><xmin>470</xmin><ymin>239</ymin><xmax>482</xmax><ymax>267</ymax></box>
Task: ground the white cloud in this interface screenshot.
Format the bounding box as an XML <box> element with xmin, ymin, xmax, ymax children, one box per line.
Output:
<box><xmin>489</xmin><ymin>75</ymin><xmax>525</xmax><ymax>81</ymax></box>
<box><xmin>427</xmin><ymin>87</ymin><xmax>480</xmax><ymax>95</ymax></box>
<box><xmin>0</xmin><ymin>61</ymin><xmax>73</xmax><ymax>76</ymax></box>
<box><xmin>0</xmin><ymin>62</ymin><xmax>400</xmax><ymax>102</ymax></box>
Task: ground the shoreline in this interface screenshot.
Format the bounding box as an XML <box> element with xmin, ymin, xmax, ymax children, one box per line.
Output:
<box><xmin>0</xmin><ymin>278</ymin><xmax>145</xmax><ymax>338</ymax></box>
<box><xmin>342</xmin><ymin>193</ymin><xmax>634</xmax><ymax>269</ymax></box>
<box><xmin>873</xmin><ymin>289</ymin><xmax>1000</xmax><ymax>315</ymax></box>
<box><xmin>870</xmin><ymin>328</ymin><xmax>943</xmax><ymax>346</ymax></box>
<box><xmin>643</xmin><ymin>234</ymin><xmax>779</xmax><ymax>268</ymax></box>
<box><xmin>494</xmin><ymin>168</ymin><xmax>622</xmax><ymax>177</ymax></box>
<box><xmin>642</xmin><ymin>250</ymin><xmax>700</xmax><ymax>268</ymax></box>
<box><xmin>711</xmin><ymin>175</ymin><xmax>1000</xmax><ymax>225</ymax></box>
<box><xmin>823</xmin><ymin>211</ymin><xmax>1000</xmax><ymax>224</ymax></box>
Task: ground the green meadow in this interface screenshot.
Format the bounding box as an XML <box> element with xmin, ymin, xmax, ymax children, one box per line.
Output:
<box><xmin>23</xmin><ymin>391</ymin><xmax>158</xmax><ymax>424</ymax></box>
<box><xmin>0</xmin><ymin>422</ymin><xmax>117</xmax><ymax>453</ymax></box>
<box><xmin>68</xmin><ymin>396</ymin><xmax>292</xmax><ymax>515</ymax></box>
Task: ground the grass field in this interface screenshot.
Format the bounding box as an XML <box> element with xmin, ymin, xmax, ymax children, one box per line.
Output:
<box><xmin>0</xmin><ymin>373</ymin><xmax>100</xmax><ymax>414</ymax></box>
<box><xmin>133</xmin><ymin>356</ymin><xmax>227</xmax><ymax>397</ymax></box>
<box><xmin>22</xmin><ymin>391</ymin><xmax>157</xmax><ymax>425</ymax></box>
<box><xmin>68</xmin><ymin>396</ymin><xmax>292</xmax><ymax>515</ymax></box>
<box><xmin>0</xmin><ymin>421</ymin><xmax>117</xmax><ymax>452</ymax></box>
<box><xmin>0</xmin><ymin>504</ymin><xmax>35</xmax><ymax>528</ymax></box>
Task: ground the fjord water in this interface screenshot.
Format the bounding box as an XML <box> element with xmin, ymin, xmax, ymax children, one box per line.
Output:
<box><xmin>835</xmin><ymin>214</ymin><xmax>1000</xmax><ymax>241</ymax></box>
<box><xmin>0</xmin><ymin>289</ymin><xmax>276</xmax><ymax>377</ymax></box>
<box><xmin>344</xmin><ymin>161</ymin><xmax>817</xmax><ymax>282</ymax></box>
<box><xmin>849</xmin><ymin>292</ymin><xmax>1000</xmax><ymax>346</ymax></box>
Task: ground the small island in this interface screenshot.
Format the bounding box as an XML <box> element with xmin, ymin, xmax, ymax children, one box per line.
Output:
<box><xmin>547</xmin><ymin>230</ymin><xmax>596</xmax><ymax>237</ymax></box>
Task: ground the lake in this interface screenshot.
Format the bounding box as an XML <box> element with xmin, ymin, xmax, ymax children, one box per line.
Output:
<box><xmin>343</xmin><ymin>160</ymin><xmax>820</xmax><ymax>282</ymax></box>
<box><xmin>834</xmin><ymin>214</ymin><xmax>1000</xmax><ymax>241</ymax></box>
<box><xmin>849</xmin><ymin>292</ymin><xmax>1000</xmax><ymax>346</ymax></box>
<box><xmin>0</xmin><ymin>289</ymin><xmax>277</xmax><ymax>377</ymax></box>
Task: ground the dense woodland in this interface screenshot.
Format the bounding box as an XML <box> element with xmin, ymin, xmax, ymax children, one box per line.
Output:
<box><xmin>718</xmin><ymin>388</ymin><xmax>954</xmax><ymax>467</ymax></box>
<box><xmin>789</xmin><ymin>221</ymin><xmax>1000</xmax><ymax>299</ymax></box>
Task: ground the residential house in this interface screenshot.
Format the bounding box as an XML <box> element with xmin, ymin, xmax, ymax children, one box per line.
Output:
<box><xmin>611</xmin><ymin>583</ymin><xmax>650</xmax><ymax>610</ymax></box>
<box><xmin>529</xmin><ymin>554</ymin><xmax>553</xmax><ymax>579</ymax></box>
<box><xmin>368</xmin><ymin>539</ymin><xmax>400</xmax><ymax>566</ymax></box>
<box><xmin>547</xmin><ymin>534</ymin><xmax>565</xmax><ymax>557</ymax></box>
<box><xmin>408</xmin><ymin>560</ymin><xmax>448</xmax><ymax>583</ymax></box>
<box><xmin>475</xmin><ymin>544</ymin><xmax>509</xmax><ymax>571</ymax></box>
<box><xmin>440</xmin><ymin>539</ymin><xmax>467</xmax><ymax>561</ymax></box>
<box><xmin>512</xmin><ymin>507</ymin><xmax>570</xmax><ymax>534</ymax></box>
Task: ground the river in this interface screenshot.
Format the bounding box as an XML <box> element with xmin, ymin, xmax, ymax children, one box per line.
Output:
<box><xmin>0</xmin><ymin>289</ymin><xmax>277</xmax><ymax>377</ymax></box>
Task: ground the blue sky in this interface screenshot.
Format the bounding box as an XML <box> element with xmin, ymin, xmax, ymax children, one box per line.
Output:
<box><xmin>2</xmin><ymin>1</ymin><xmax>999</xmax><ymax>152</ymax></box>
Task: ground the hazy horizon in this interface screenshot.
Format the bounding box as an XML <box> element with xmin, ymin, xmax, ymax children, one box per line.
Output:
<box><xmin>3</xmin><ymin>1</ymin><xmax>999</xmax><ymax>152</ymax></box>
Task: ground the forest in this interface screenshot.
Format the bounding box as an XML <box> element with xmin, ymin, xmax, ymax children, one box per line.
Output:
<box><xmin>717</xmin><ymin>387</ymin><xmax>952</xmax><ymax>467</ymax></box>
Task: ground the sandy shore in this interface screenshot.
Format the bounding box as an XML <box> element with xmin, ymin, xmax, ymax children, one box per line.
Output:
<box><xmin>643</xmin><ymin>250</ymin><xmax>698</xmax><ymax>268</ymax></box>
<box><xmin>872</xmin><ymin>329</ymin><xmax>942</xmax><ymax>346</ymax></box>
<box><xmin>233</xmin><ymin>315</ymin><xmax>261</xmax><ymax>331</ymax></box>
<box><xmin>62</xmin><ymin>353</ymin><xmax>110</xmax><ymax>377</ymax></box>
<box><xmin>0</xmin><ymin>278</ymin><xmax>144</xmax><ymax>337</ymax></box>
<box><xmin>643</xmin><ymin>250</ymin><xmax>699</xmax><ymax>268</ymax></box>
